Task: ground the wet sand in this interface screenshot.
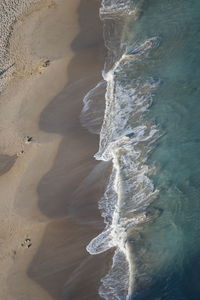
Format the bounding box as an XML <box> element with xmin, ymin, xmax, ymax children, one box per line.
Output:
<box><xmin>0</xmin><ymin>0</ymin><xmax>111</xmax><ymax>299</ymax></box>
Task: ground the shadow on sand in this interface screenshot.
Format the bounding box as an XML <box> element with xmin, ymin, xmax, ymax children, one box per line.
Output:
<box><xmin>27</xmin><ymin>1</ymin><xmax>111</xmax><ymax>299</ymax></box>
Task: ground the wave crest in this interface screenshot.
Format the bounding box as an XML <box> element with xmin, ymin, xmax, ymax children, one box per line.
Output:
<box><xmin>83</xmin><ymin>4</ymin><xmax>161</xmax><ymax>298</ymax></box>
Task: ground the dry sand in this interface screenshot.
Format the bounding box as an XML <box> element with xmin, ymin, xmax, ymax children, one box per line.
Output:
<box><xmin>0</xmin><ymin>0</ymin><xmax>111</xmax><ymax>299</ymax></box>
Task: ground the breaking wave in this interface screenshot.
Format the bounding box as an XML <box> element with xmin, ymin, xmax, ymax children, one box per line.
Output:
<box><xmin>81</xmin><ymin>1</ymin><xmax>161</xmax><ymax>299</ymax></box>
<box><xmin>100</xmin><ymin>0</ymin><xmax>137</xmax><ymax>19</ymax></box>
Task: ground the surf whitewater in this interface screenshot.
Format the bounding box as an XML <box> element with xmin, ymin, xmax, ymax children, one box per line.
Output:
<box><xmin>81</xmin><ymin>1</ymin><xmax>161</xmax><ymax>299</ymax></box>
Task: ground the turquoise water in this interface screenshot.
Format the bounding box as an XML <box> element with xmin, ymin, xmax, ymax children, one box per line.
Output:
<box><xmin>84</xmin><ymin>0</ymin><xmax>200</xmax><ymax>299</ymax></box>
<box><xmin>126</xmin><ymin>0</ymin><xmax>200</xmax><ymax>299</ymax></box>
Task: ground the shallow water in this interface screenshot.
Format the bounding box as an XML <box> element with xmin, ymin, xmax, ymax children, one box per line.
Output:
<box><xmin>83</xmin><ymin>0</ymin><xmax>200</xmax><ymax>299</ymax></box>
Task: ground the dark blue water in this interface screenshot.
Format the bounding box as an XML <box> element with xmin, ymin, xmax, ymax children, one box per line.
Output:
<box><xmin>126</xmin><ymin>0</ymin><xmax>200</xmax><ymax>299</ymax></box>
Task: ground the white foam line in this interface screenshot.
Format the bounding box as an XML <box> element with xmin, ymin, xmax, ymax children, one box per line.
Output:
<box><xmin>83</xmin><ymin>4</ymin><xmax>161</xmax><ymax>298</ymax></box>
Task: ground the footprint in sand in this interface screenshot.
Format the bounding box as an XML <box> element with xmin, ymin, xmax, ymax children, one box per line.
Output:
<box><xmin>21</xmin><ymin>237</ymin><xmax>32</xmax><ymax>249</ymax></box>
<box><xmin>24</xmin><ymin>136</ymin><xmax>33</xmax><ymax>144</ymax></box>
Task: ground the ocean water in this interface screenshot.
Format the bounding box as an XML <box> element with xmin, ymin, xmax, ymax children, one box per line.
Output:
<box><xmin>82</xmin><ymin>0</ymin><xmax>200</xmax><ymax>299</ymax></box>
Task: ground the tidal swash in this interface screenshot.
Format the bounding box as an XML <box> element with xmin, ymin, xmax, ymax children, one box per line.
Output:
<box><xmin>81</xmin><ymin>0</ymin><xmax>200</xmax><ymax>299</ymax></box>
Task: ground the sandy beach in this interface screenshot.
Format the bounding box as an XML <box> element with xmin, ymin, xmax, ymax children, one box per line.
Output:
<box><xmin>0</xmin><ymin>0</ymin><xmax>111</xmax><ymax>299</ymax></box>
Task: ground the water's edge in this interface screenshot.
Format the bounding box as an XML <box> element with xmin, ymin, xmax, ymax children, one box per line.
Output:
<box><xmin>81</xmin><ymin>1</ymin><xmax>161</xmax><ymax>299</ymax></box>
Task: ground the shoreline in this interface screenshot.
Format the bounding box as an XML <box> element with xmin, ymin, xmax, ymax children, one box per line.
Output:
<box><xmin>0</xmin><ymin>0</ymin><xmax>112</xmax><ymax>299</ymax></box>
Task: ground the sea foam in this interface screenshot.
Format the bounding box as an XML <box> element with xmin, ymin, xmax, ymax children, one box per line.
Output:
<box><xmin>100</xmin><ymin>0</ymin><xmax>137</xmax><ymax>19</ymax></box>
<box><xmin>82</xmin><ymin>2</ymin><xmax>161</xmax><ymax>299</ymax></box>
